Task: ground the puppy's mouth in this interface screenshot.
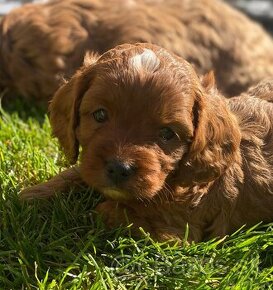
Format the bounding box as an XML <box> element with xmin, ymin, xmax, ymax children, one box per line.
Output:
<box><xmin>81</xmin><ymin>145</ymin><xmax>175</xmax><ymax>202</ymax></box>
<box><xmin>101</xmin><ymin>187</ymin><xmax>132</xmax><ymax>201</ymax></box>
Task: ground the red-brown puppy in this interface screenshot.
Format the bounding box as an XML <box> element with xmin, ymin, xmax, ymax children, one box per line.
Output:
<box><xmin>20</xmin><ymin>43</ymin><xmax>273</xmax><ymax>242</ymax></box>
<box><xmin>1</xmin><ymin>0</ymin><xmax>273</xmax><ymax>102</ymax></box>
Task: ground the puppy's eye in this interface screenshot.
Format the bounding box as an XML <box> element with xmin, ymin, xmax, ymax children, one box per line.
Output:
<box><xmin>159</xmin><ymin>127</ymin><xmax>177</xmax><ymax>141</ymax></box>
<box><xmin>93</xmin><ymin>108</ymin><xmax>108</xmax><ymax>123</ymax></box>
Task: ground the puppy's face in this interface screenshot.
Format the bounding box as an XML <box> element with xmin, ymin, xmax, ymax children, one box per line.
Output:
<box><xmin>50</xmin><ymin>44</ymin><xmax>240</xmax><ymax>203</ymax></box>
<box><xmin>78</xmin><ymin>64</ymin><xmax>195</xmax><ymax>201</ymax></box>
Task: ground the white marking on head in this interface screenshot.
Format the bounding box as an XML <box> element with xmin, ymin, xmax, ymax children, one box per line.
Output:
<box><xmin>129</xmin><ymin>49</ymin><xmax>160</xmax><ymax>73</ymax></box>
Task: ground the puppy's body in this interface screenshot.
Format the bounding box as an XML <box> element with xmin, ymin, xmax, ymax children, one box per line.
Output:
<box><xmin>20</xmin><ymin>44</ymin><xmax>273</xmax><ymax>242</ymax></box>
<box><xmin>1</xmin><ymin>0</ymin><xmax>273</xmax><ymax>101</ymax></box>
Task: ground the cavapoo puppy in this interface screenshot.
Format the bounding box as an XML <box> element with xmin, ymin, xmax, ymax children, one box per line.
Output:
<box><xmin>1</xmin><ymin>0</ymin><xmax>273</xmax><ymax>102</ymax></box>
<box><xmin>20</xmin><ymin>43</ymin><xmax>273</xmax><ymax>242</ymax></box>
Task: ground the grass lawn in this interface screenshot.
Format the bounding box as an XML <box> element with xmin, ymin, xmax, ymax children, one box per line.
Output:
<box><xmin>0</xmin><ymin>98</ymin><xmax>273</xmax><ymax>289</ymax></box>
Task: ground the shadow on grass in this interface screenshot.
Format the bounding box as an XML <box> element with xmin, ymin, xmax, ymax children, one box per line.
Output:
<box><xmin>1</xmin><ymin>92</ymin><xmax>48</xmax><ymax>123</ymax></box>
<box><xmin>0</xmin><ymin>187</ymin><xmax>107</xmax><ymax>288</ymax></box>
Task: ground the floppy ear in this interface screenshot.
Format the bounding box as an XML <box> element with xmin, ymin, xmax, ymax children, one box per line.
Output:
<box><xmin>200</xmin><ymin>71</ymin><xmax>216</xmax><ymax>93</ymax></box>
<box><xmin>49</xmin><ymin>52</ymin><xmax>99</xmax><ymax>164</ymax></box>
<box><xmin>178</xmin><ymin>72</ymin><xmax>241</xmax><ymax>185</ymax></box>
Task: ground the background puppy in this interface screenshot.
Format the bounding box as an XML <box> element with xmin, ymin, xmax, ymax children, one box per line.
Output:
<box><xmin>20</xmin><ymin>43</ymin><xmax>273</xmax><ymax>242</ymax></box>
<box><xmin>1</xmin><ymin>0</ymin><xmax>273</xmax><ymax>102</ymax></box>
<box><xmin>242</xmin><ymin>79</ymin><xmax>273</xmax><ymax>103</ymax></box>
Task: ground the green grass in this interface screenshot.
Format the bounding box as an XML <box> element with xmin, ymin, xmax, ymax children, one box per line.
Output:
<box><xmin>0</xmin><ymin>98</ymin><xmax>273</xmax><ymax>289</ymax></box>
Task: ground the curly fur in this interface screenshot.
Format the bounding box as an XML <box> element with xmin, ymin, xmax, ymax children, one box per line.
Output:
<box><xmin>20</xmin><ymin>43</ymin><xmax>273</xmax><ymax>242</ymax></box>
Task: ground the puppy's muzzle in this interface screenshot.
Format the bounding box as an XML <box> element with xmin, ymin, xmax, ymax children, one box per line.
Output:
<box><xmin>106</xmin><ymin>159</ymin><xmax>136</xmax><ymax>185</ymax></box>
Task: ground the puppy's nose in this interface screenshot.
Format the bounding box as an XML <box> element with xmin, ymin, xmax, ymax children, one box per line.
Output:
<box><xmin>106</xmin><ymin>159</ymin><xmax>135</xmax><ymax>184</ymax></box>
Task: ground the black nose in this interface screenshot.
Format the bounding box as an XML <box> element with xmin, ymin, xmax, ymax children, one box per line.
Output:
<box><xmin>106</xmin><ymin>159</ymin><xmax>135</xmax><ymax>184</ymax></box>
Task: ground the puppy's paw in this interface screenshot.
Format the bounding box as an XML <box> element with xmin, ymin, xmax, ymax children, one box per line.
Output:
<box><xmin>95</xmin><ymin>201</ymin><xmax>127</xmax><ymax>228</ymax></box>
<box><xmin>95</xmin><ymin>201</ymin><xmax>154</xmax><ymax>238</ymax></box>
<box><xmin>19</xmin><ymin>167</ymin><xmax>85</xmax><ymax>200</ymax></box>
<box><xmin>19</xmin><ymin>184</ymin><xmax>56</xmax><ymax>200</ymax></box>
<box><xmin>96</xmin><ymin>202</ymin><xmax>190</xmax><ymax>243</ymax></box>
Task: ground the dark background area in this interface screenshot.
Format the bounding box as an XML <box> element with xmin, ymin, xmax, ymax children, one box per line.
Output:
<box><xmin>228</xmin><ymin>0</ymin><xmax>273</xmax><ymax>33</ymax></box>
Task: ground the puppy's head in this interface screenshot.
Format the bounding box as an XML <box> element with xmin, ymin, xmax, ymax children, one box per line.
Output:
<box><xmin>50</xmin><ymin>43</ymin><xmax>241</xmax><ymax>202</ymax></box>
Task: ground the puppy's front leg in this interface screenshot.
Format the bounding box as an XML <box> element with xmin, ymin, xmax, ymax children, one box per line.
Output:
<box><xmin>19</xmin><ymin>166</ymin><xmax>86</xmax><ymax>200</ymax></box>
<box><xmin>96</xmin><ymin>202</ymin><xmax>203</xmax><ymax>243</ymax></box>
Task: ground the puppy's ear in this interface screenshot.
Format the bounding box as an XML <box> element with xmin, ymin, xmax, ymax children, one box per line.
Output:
<box><xmin>49</xmin><ymin>54</ymin><xmax>99</xmax><ymax>164</ymax></box>
<box><xmin>178</xmin><ymin>80</ymin><xmax>241</xmax><ymax>185</ymax></box>
<box><xmin>200</xmin><ymin>71</ymin><xmax>216</xmax><ymax>93</ymax></box>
